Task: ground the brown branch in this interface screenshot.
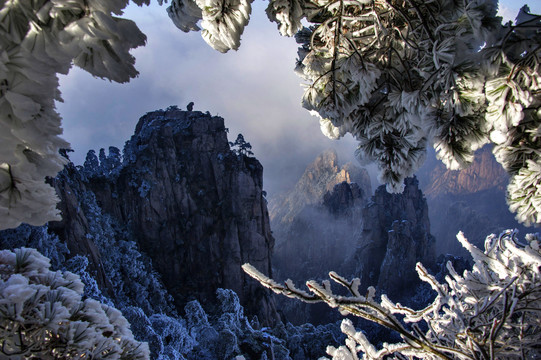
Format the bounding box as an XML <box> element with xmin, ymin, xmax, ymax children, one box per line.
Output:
<box><xmin>404</xmin><ymin>0</ymin><xmax>435</xmax><ymax>43</ymax></box>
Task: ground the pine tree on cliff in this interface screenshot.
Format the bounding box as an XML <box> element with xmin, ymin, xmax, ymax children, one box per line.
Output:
<box><xmin>230</xmin><ymin>134</ymin><xmax>254</xmax><ymax>157</ymax></box>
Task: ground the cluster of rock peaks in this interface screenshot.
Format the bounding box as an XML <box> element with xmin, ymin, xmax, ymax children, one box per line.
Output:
<box><xmin>269</xmin><ymin>150</ymin><xmax>438</xmax><ymax>324</ymax></box>
<box><xmin>269</xmin><ymin>149</ymin><xmax>371</xmax><ymax>226</ymax></box>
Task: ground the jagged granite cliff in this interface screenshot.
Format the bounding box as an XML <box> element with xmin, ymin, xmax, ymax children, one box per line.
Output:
<box><xmin>50</xmin><ymin>108</ymin><xmax>277</xmax><ymax>324</ymax></box>
<box><xmin>355</xmin><ymin>177</ymin><xmax>435</xmax><ymax>299</ymax></box>
<box><xmin>269</xmin><ymin>150</ymin><xmax>371</xmax><ymax>280</ymax></box>
<box><xmin>269</xmin><ymin>152</ymin><xmax>435</xmax><ymax>323</ymax></box>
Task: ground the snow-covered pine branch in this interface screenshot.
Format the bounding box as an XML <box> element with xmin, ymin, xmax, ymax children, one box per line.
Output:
<box><xmin>167</xmin><ymin>0</ymin><xmax>253</xmax><ymax>52</ymax></box>
<box><xmin>0</xmin><ymin>247</ymin><xmax>149</xmax><ymax>359</ymax></box>
<box><xmin>285</xmin><ymin>0</ymin><xmax>541</xmax><ymax>226</ymax></box>
<box><xmin>243</xmin><ymin>230</ymin><xmax>541</xmax><ymax>359</ymax></box>
<box><xmin>0</xmin><ymin>0</ymin><xmax>147</xmax><ymax>229</ymax></box>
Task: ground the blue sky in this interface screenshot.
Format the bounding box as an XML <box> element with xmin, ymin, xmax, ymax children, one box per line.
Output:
<box><xmin>57</xmin><ymin>1</ymin><xmax>541</xmax><ymax>195</ymax></box>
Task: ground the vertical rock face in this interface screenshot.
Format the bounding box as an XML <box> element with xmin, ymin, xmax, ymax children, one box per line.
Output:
<box><xmin>111</xmin><ymin>109</ymin><xmax>275</xmax><ymax>322</ymax></box>
<box><xmin>268</xmin><ymin>151</ymin><xmax>371</xmax><ymax>324</ymax></box>
<box><xmin>355</xmin><ymin>177</ymin><xmax>435</xmax><ymax>299</ymax></box>
<box><xmin>273</xmin><ymin>180</ymin><xmax>366</xmax><ymax>283</ymax></box>
<box><xmin>50</xmin><ymin>108</ymin><xmax>277</xmax><ymax>325</ymax></box>
<box><xmin>49</xmin><ymin>164</ymin><xmax>112</xmax><ymax>293</ymax></box>
<box><xmin>268</xmin><ymin>149</ymin><xmax>371</xmax><ymax>228</ymax></box>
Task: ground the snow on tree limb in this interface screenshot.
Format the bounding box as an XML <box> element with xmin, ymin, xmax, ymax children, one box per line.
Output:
<box><xmin>0</xmin><ymin>0</ymin><xmax>146</xmax><ymax>229</ymax></box>
<box><xmin>0</xmin><ymin>247</ymin><xmax>149</xmax><ymax>359</ymax></box>
<box><xmin>274</xmin><ymin>0</ymin><xmax>540</xmax><ymax>224</ymax></box>
<box><xmin>167</xmin><ymin>0</ymin><xmax>253</xmax><ymax>52</ymax></box>
<box><xmin>244</xmin><ymin>230</ymin><xmax>541</xmax><ymax>359</ymax></box>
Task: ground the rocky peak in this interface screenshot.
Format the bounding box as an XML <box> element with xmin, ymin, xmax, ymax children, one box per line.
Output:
<box><xmin>269</xmin><ymin>149</ymin><xmax>371</xmax><ymax>226</ymax></box>
<box><xmin>355</xmin><ymin>177</ymin><xmax>435</xmax><ymax>299</ymax></box>
<box><xmin>421</xmin><ymin>146</ymin><xmax>508</xmax><ymax>199</ymax></box>
<box><xmin>302</xmin><ymin>149</ymin><xmax>341</xmax><ymax>186</ymax></box>
<box><xmin>323</xmin><ymin>181</ymin><xmax>364</xmax><ymax>216</ymax></box>
<box><xmin>50</xmin><ymin>107</ymin><xmax>278</xmax><ymax>325</ymax></box>
<box><xmin>294</xmin><ymin>149</ymin><xmax>364</xmax><ymax>200</ymax></box>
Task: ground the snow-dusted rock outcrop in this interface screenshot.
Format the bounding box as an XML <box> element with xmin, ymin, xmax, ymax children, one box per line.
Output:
<box><xmin>51</xmin><ymin>107</ymin><xmax>277</xmax><ymax>325</ymax></box>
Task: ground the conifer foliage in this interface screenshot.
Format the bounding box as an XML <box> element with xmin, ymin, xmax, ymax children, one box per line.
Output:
<box><xmin>169</xmin><ymin>0</ymin><xmax>541</xmax><ymax>225</ymax></box>
<box><xmin>0</xmin><ymin>247</ymin><xmax>149</xmax><ymax>359</ymax></box>
<box><xmin>0</xmin><ymin>0</ymin><xmax>148</xmax><ymax>229</ymax></box>
<box><xmin>244</xmin><ymin>230</ymin><xmax>541</xmax><ymax>359</ymax></box>
<box><xmin>288</xmin><ymin>1</ymin><xmax>540</xmax><ymax>225</ymax></box>
<box><xmin>230</xmin><ymin>134</ymin><xmax>254</xmax><ymax>157</ymax></box>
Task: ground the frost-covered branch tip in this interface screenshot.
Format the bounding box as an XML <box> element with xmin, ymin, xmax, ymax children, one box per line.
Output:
<box><xmin>243</xmin><ymin>264</ymin><xmax>457</xmax><ymax>359</ymax></box>
<box><xmin>167</xmin><ymin>0</ymin><xmax>253</xmax><ymax>52</ymax></box>
<box><xmin>0</xmin><ymin>247</ymin><xmax>149</xmax><ymax>359</ymax></box>
<box><xmin>244</xmin><ymin>230</ymin><xmax>541</xmax><ymax>359</ymax></box>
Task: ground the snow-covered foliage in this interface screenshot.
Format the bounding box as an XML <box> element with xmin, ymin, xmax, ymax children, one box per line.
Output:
<box><xmin>0</xmin><ymin>223</ymin><xmax>68</xmax><ymax>268</ymax></box>
<box><xmin>0</xmin><ymin>247</ymin><xmax>149</xmax><ymax>359</ymax></box>
<box><xmin>124</xmin><ymin>287</ymin><xmax>341</xmax><ymax>359</ymax></box>
<box><xmin>283</xmin><ymin>1</ymin><xmax>541</xmax><ymax>222</ymax></box>
<box><xmin>65</xmin><ymin>178</ymin><xmax>174</xmax><ymax>315</ymax></box>
<box><xmin>81</xmin><ymin>147</ymin><xmax>124</xmax><ymax>179</ymax></box>
<box><xmin>123</xmin><ymin>307</ymin><xmax>196</xmax><ymax>360</ymax></box>
<box><xmin>176</xmin><ymin>0</ymin><xmax>540</xmax><ymax>225</ymax></box>
<box><xmin>244</xmin><ymin>229</ymin><xmax>541</xmax><ymax>359</ymax></box>
<box><xmin>3</xmin><ymin>159</ymin><xmax>348</xmax><ymax>359</ymax></box>
<box><xmin>182</xmin><ymin>289</ymin><xmax>292</xmax><ymax>359</ymax></box>
<box><xmin>2</xmin><ymin>1</ymin><xmax>539</xmax><ymax>228</ymax></box>
<box><xmin>0</xmin><ymin>231</ymin><xmax>343</xmax><ymax>359</ymax></box>
<box><xmin>167</xmin><ymin>0</ymin><xmax>253</xmax><ymax>52</ymax></box>
<box><xmin>0</xmin><ymin>0</ymin><xmax>148</xmax><ymax>229</ymax></box>
<box><xmin>274</xmin><ymin>321</ymin><xmax>345</xmax><ymax>360</ymax></box>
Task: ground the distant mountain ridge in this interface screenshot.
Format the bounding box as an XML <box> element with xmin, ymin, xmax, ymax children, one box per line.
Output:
<box><xmin>416</xmin><ymin>146</ymin><xmax>532</xmax><ymax>256</ymax></box>
<box><xmin>420</xmin><ymin>146</ymin><xmax>508</xmax><ymax>198</ymax></box>
<box><xmin>268</xmin><ymin>149</ymin><xmax>371</xmax><ymax>228</ymax></box>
